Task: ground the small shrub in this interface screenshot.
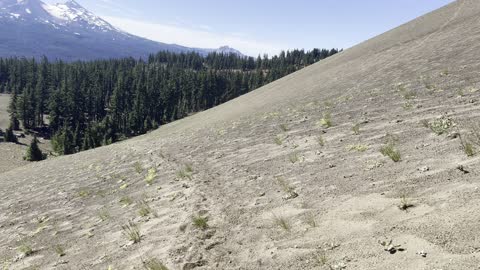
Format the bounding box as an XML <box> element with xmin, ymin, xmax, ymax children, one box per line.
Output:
<box><xmin>18</xmin><ymin>244</ymin><xmax>33</xmax><ymax>256</ymax></box>
<box><xmin>398</xmin><ymin>194</ymin><xmax>414</xmax><ymax>211</ymax></box>
<box><xmin>134</xmin><ymin>162</ymin><xmax>143</xmax><ymax>174</ymax></box>
<box><xmin>138</xmin><ymin>200</ymin><xmax>153</xmax><ymax>217</ymax></box>
<box><xmin>279</xmin><ymin>124</ymin><xmax>289</xmax><ymax>132</ymax></box>
<box><xmin>192</xmin><ymin>216</ymin><xmax>208</xmax><ymax>230</ymax></box>
<box><xmin>98</xmin><ymin>209</ymin><xmax>110</xmax><ymax>222</ymax></box>
<box><xmin>352</xmin><ymin>124</ymin><xmax>360</xmax><ymax>135</ymax></box>
<box><xmin>460</xmin><ymin>134</ymin><xmax>476</xmax><ymax>157</ymax></box>
<box><xmin>274</xmin><ymin>136</ymin><xmax>283</xmax><ymax>145</ymax></box>
<box><xmin>425</xmin><ymin>83</ymin><xmax>436</xmax><ymax>91</ymax></box>
<box><xmin>176</xmin><ymin>164</ymin><xmax>193</xmax><ymax>180</ymax></box>
<box><xmin>319</xmin><ymin>112</ymin><xmax>333</xmax><ymax>128</ymax></box>
<box><xmin>314</xmin><ymin>251</ymin><xmax>328</xmax><ymax>266</ymax></box>
<box><xmin>420</xmin><ymin>119</ymin><xmax>430</xmax><ymax>128</ymax></box>
<box><xmin>275</xmin><ymin>176</ymin><xmax>295</xmax><ymax>194</ymax></box>
<box><xmin>273</xmin><ymin>215</ymin><xmax>290</xmax><ymax>231</ymax></box>
<box><xmin>122</xmin><ymin>221</ymin><xmax>141</xmax><ymax>243</ymax></box>
<box><xmin>317</xmin><ymin>135</ymin><xmax>325</xmax><ymax>146</ymax></box>
<box><xmin>348</xmin><ymin>144</ymin><xmax>368</xmax><ymax>152</ymax></box>
<box><xmin>119</xmin><ymin>196</ymin><xmax>133</xmax><ymax>207</ymax></box>
<box><xmin>145</xmin><ymin>168</ymin><xmax>157</xmax><ymax>185</ymax></box>
<box><xmin>380</xmin><ymin>143</ymin><xmax>401</xmax><ymax>162</ymax></box>
<box><xmin>428</xmin><ymin>117</ymin><xmax>454</xmax><ymax>135</ymax></box>
<box><xmin>288</xmin><ymin>152</ymin><xmax>299</xmax><ymax>164</ymax></box>
<box><xmin>401</xmin><ymin>89</ymin><xmax>417</xmax><ymax>100</ymax></box>
<box><xmin>143</xmin><ymin>258</ymin><xmax>169</xmax><ymax>270</ymax></box>
<box><xmin>305</xmin><ymin>212</ymin><xmax>317</xmax><ymax>228</ymax></box>
<box><xmin>78</xmin><ymin>189</ymin><xmax>90</xmax><ymax>198</ymax></box>
<box><xmin>53</xmin><ymin>245</ymin><xmax>66</xmax><ymax>257</ymax></box>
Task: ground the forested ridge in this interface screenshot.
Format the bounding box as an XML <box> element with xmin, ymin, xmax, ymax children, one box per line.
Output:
<box><xmin>0</xmin><ymin>48</ymin><xmax>339</xmax><ymax>155</ymax></box>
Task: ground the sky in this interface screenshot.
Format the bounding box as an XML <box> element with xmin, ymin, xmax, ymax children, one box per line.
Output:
<box><xmin>46</xmin><ymin>0</ymin><xmax>455</xmax><ymax>56</ymax></box>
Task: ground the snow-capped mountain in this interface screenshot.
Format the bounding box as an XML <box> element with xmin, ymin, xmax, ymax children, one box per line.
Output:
<box><xmin>205</xmin><ymin>46</ymin><xmax>245</xmax><ymax>57</ymax></box>
<box><xmin>0</xmin><ymin>0</ymin><xmax>243</xmax><ymax>60</ymax></box>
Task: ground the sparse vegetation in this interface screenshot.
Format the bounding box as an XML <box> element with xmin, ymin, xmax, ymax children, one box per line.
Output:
<box><xmin>401</xmin><ymin>89</ymin><xmax>417</xmax><ymax>100</ymax></box>
<box><xmin>319</xmin><ymin>112</ymin><xmax>333</xmax><ymax>128</ymax></box>
<box><xmin>425</xmin><ymin>83</ymin><xmax>436</xmax><ymax>91</ymax></box>
<box><xmin>317</xmin><ymin>135</ymin><xmax>325</xmax><ymax>146</ymax></box>
<box><xmin>288</xmin><ymin>152</ymin><xmax>299</xmax><ymax>163</ymax></box>
<box><xmin>78</xmin><ymin>189</ymin><xmax>90</xmax><ymax>198</ymax></box>
<box><xmin>399</xmin><ymin>194</ymin><xmax>414</xmax><ymax>211</ymax></box>
<box><xmin>134</xmin><ymin>161</ymin><xmax>143</xmax><ymax>174</ymax></box>
<box><xmin>274</xmin><ymin>136</ymin><xmax>283</xmax><ymax>145</ymax></box>
<box><xmin>279</xmin><ymin>124</ymin><xmax>289</xmax><ymax>132</ymax></box>
<box><xmin>138</xmin><ymin>200</ymin><xmax>154</xmax><ymax>217</ymax></box>
<box><xmin>380</xmin><ymin>140</ymin><xmax>401</xmax><ymax>162</ymax></box>
<box><xmin>275</xmin><ymin>176</ymin><xmax>298</xmax><ymax>200</ymax></box>
<box><xmin>348</xmin><ymin>144</ymin><xmax>368</xmax><ymax>152</ymax></box>
<box><xmin>314</xmin><ymin>251</ymin><xmax>328</xmax><ymax>266</ymax></box>
<box><xmin>122</xmin><ymin>221</ymin><xmax>141</xmax><ymax>243</ymax></box>
<box><xmin>192</xmin><ymin>216</ymin><xmax>208</xmax><ymax>230</ymax></box>
<box><xmin>460</xmin><ymin>134</ymin><xmax>476</xmax><ymax>157</ymax></box>
<box><xmin>119</xmin><ymin>196</ymin><xmax>133</xmax><ymax>207</ymax></box>
<box><xmin>273</xmin><ymin>215</ymin><xmax>290</xmax><ymax>231</ymax></box>
<box><xmin>305</xmin><ymin>212</ymin><xmax>317</xmax><ymax>228</ymax></box>
<box><xmin>176</xmin><ymin>164</ymin><xmax>193</xmax><ymax>180</ymax></box>
<box><xmin>427</xmin><ymin>116</ymin><xmax>455</xmax><ymax>135</ymax></box>
<box><xmin>53</xmin><ymin>245</ymin><xmax>66</xmax><ymax>257</ymax></box>
<box><xmin>402</xmin><ymin>101</ymin><xmax>414</xmax><ymax>110</ymax></box>
<box><xmin>352</xmin><ymin>123</ymin><xmax>360</xmax><ymax>135</ymax></box>
<box><xmin>145</xmin><ymin>168</ymin><xmax>157</xmax><ymax>185</ymax></box>
<box><xmin>18</xmin><ymin>244</ymin><xmax>33</xmax><ymax>257</ymax></box>
<box><xmin>143</xmin><ymin>258</ymin><xmax>169</xmax><ymax>270</ymax></box>
<box><xmin>98</xmin><ymin>209</ymin><xmax>110</xmax><ymax>222</ymax></box>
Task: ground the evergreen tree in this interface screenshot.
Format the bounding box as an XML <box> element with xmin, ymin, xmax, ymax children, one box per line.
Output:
<box><xmin>4</xmin><ymin>126</ymin><xmax>17</xmax><ymax>143</ymax></box>
<box><xmin>0</xmin><ymin>48</ymin><xmax>339</xmax><ymax>155</ymax></box>
<box><xmin>25</xmin><ymin>135</ymin><xmax>45</xmax><ymax>161</ymax></box>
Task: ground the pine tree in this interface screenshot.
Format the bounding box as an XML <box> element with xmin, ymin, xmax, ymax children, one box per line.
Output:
<box><xmin>25</xmin><ymin>135</ymin><xmax>45</xmax><ymax>161</ymax></box>
<box><xmin>8</xmin><ymin>89</ymin><xmax>20</xmax><ymax>130</ymax></box>
<box><xmin>4</xmin><ymin>126</ymin><xmax>17</xmax><ymax>143</ymax></box>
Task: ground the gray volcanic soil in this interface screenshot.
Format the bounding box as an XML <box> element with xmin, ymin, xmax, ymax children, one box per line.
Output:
<box><xmin>1</xmin><ymin>0</ymin><xmax>480</xmax><ymax>269</ymax></box>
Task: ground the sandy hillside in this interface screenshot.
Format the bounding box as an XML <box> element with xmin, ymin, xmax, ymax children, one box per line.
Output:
<box><xmin>1</xmin><ymin>0</ymin><xmax>480</xmax><ymax>269</ymax></box>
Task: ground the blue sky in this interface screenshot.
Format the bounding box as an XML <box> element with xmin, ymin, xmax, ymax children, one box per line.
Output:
<box><xmin>46</xmin><ymin>0</ymin><xmax>455</xmax><ymax>56</ymax></box>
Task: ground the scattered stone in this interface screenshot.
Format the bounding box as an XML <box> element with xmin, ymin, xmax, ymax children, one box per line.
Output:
<box><xmin>183</xmin><ymin>260</ymin><xmax>207</xmax><ymax>270</ymax></box>
<box><xmin>53</xmin><ymin>260</ymin><xmax>69</xmax><ymax>267</ymax></box>
<box><xmin>418</xmin><ymin>166</ymin><xmax>430</xmax><ymax>172</ymax></box>
<box><xmin>417</xmin><ymin>250</ymin><xmax>427</xmax><ymax>257</ymax></box>
<box><xmin>457</xmin><ymin>165</ymin><xmax>470</xmax><ymax>174</ymax></box>
<box><xmin>447</xmin><ymin>132</ymin><xmax>460</xmax><ymax>139</ymax></box>
<box><xmin>282</xmin><ymin>191</ymin><xmax>299</xmax><ymax>200</ymax></box>
<box><xmin>259</xmin><ymin>192</ymin><xmax>266</xmax><ymax>197</ymax></box>
<box><xmin>361</xmin><ymin>118</ymin><xmax>369</xmax><ymax>124</ymax></box>
<box><xmin>330</xmin><ymin>261</ymin><xmax>347</xmax><ymax>270</ymax></box>
<box><xmin>379</xmin><ymin>239</ymin><xmax>404</xmax><ymax>254</ymax></box>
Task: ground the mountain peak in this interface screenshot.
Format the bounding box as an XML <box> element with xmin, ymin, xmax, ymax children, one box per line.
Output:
<box><xmin>63</xmin><ymin>0</ymin><xmax>81</xmax><ymax>9</ymax></box>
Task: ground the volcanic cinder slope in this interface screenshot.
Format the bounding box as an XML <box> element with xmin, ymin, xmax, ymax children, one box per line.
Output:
<box><xmin>1</xmin><ymin>0</ymin><xmax>480</xmax><ymax>269</ymax></box>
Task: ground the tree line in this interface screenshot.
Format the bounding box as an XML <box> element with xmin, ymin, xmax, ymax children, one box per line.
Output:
<box><xmin>0</xmin><ymin>48</ymin><xmax>339</xmax><ymax>155</ymax></box>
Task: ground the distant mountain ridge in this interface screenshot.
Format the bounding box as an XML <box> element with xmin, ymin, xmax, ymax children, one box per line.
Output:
<box><xmin>0</xmin><ymin>0</ymin><xmax>243</xmax><ymax>60</ymax></box>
